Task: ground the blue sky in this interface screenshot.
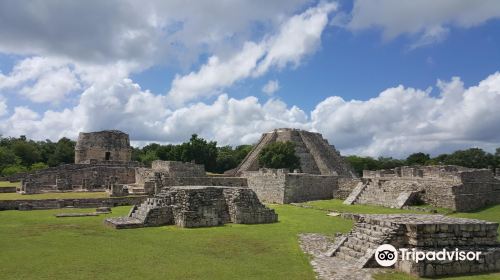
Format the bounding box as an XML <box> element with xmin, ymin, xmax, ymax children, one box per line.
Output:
<box><xmin>0</xmin><ymin>0</ymin><xmax>499</xmax><ymax>157</ymax></box>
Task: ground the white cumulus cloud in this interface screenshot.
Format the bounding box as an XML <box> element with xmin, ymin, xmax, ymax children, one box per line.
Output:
<box><xmin>167</xmin><ymin>2</ymin><xmax>336</xmax><ymax>106</ymax></box>
<box><xmin>338</xmin><ymin>0</ymin><xmax>500</xmax><ymax>48</ymax></box>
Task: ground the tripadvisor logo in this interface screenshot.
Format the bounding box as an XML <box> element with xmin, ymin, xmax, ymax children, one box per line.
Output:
<box><xmin>375</xmin><ymin>244</ymin><xmax>398</xmax><ymax>267</ymax></box>
<box><xmin>374</xmin><ymin>244</ymin><xmax>482</xmax><ymax>267</ymax></box>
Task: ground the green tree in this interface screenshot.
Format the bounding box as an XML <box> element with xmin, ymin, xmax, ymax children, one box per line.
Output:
<box><xmin>442</xmin><ymin>148</ymin><xmax>494</xmax><ymax>169</ymax></box>
<box><xmin>406</xmin><ymin>152</ymin><xmax>430</xmax><ymax>166</ymax></box>
<box><xmin>345</xmin><ymin>155</ymin><xmax>380</xmax><ymax>176</ymax></box>
<box><xmin>258</xmin><ymin>141</ymin><xmax>300</xmax><ymax>171</ymax></box>
<box><xmin>0</xmin><ymin>146</ymin><xmax>20</xmax><ymax>174</ymax></box>
<box><xmin>215</xmin><ymin>146</ymin><xmax>238</xmax><ymax>174</ymax></box>
<box><xmin>48</xmin><ymin>137</ymin><xmax>75</xmax><ymax>166</ymax></box>
<box><xmin>177</xmin><ymin>134</ymin><xmax>218</xmax><ymax>172</ymax></box>
<box><xmin>139</xmin><ymin>150</ymin><xmax>159</xmax><ymax>167</ymax></box>
<box><xmin>12</xmin><ymin>139</ymin><xmax>41</xmax><ymax>167</ymax></box>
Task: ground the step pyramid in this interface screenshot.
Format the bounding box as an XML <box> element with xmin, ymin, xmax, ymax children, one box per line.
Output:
<box><xmin>230</xmin><ymin>128</ymin><xmax>356</xmax><ymax>177</ymax></box>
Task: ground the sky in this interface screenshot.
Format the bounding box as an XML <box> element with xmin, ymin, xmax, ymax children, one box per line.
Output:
<box><xmin>0</xmin><ymin>0</ymin><xmax>499</xmax><ymax>158</ymax></box>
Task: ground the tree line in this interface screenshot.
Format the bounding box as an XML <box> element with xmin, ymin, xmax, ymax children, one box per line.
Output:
<box><xmin>1</xmin><ymin>134</ymin><xmax>499</xmax><ymax>177</ymax></box>
<box><xmin>0</xmin><ymin>134</ymin><xmax>252</xmax><ymax>176</ymax></box>
<box><xmin>346</xmin><ymin>149</ymin><xmax>500</xmax><ymax>176</ymax></box>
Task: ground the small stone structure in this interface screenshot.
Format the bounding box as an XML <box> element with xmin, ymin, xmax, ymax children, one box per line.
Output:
<box><xmin>343</xmin><ymin>165</ymin><xmax>500</xmax><ymax>211</ymax></box>
<box><xmin>124</xmin><ymin>160</ymin><xmax>247</xmax><ymax>196</ymax></box>
<box><xmin>105</xmin><ymin>186</ymin><xmax>278</xmax><ymax>229</ymax></box>
<box><xmin>328</xmin><ymin>214</ymin><xmax>500</xmax><ymax>278</ymax></box>
<box><xmin>75</xmin><ymin>130</ymin><xmax>132</xmax><ymax>163</ymax></box>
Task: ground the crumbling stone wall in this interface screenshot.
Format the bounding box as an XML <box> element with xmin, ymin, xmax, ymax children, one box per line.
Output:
<box><xmin>354</xmin><ymin>166</ymin><xmax>500</xmax><ymax>211</ymax></box>
<box><xmin>75</xmin><ymin>130</ymin><xmax>132</xmax><ymax>163</ymax></box>
<box><xmin>19</xmin><ymin>162</ymin><xmax>138</xmax><ymax>194</ymax></box>
<box><xmin>243</xmin><ymin>168</ymin><xmax>338</xmax><ymax>204</ymax></box>
<box><xmin>336</xmin><ymin>177</ymin><xmax>363</xmax><ymax>199</ymax></box>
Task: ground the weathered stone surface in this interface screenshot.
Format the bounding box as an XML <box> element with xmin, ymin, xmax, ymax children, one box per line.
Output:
<box><xmin>345</xmin><ymin>165</ymin><xmax>500</xmax><ymax>211</ymax></box>
<box><xmin>105</xmin><ymin>186</ymin><xmax>277</xmax><ymax>229</ymax></box>
<box><xmin>75</xmin><ymin>130</ymin><xmax>132</xmax><ymax>163</ymax></box>
<box><xmin>329</xmin><ymin>214</ymin><xmax>500</xmax><ymax>278</ymax></box>
<box><xmin>243</xmin><ymin>168</ymin><xmax>338</xmax><ymax>204</ymax></box>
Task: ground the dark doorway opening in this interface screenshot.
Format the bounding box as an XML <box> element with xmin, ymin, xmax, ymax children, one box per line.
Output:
<box><xmin>105</xmin><ymin>152</ymin><xmax>111</xmax><ymax>161</ymax></box>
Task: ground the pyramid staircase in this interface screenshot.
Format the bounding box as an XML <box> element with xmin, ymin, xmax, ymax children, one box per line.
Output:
<box><xmin>327</xmin><ymin>217</ymin><xmax>400</xmax><ymax>268</ymax></box>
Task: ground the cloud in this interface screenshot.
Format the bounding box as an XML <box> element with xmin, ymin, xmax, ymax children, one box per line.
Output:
<box><xmin>167</xmin><ymin>2</ymin><xmax>336</xmax><ymax>106</ymax></box>
<box><xmin>262</xmin><ymin>80</ymin><xmax>280</xmax><ymax>95</ymax></box>
<box><xmin>0</xmin><ymin>95</ymin><xmax>7</xmax><ymax>117</ymax></box>
<box><xmin>0</xmin><ymin>57</ymin><xmax>81</xmax><ymax>104</ymax></box>
<box><xmin>340</xmin><ymin>0</ymin><xmax>500</xmax><ymax>47</ymax></box>
<box><xmin>312</xmin><ymin>72</ymin><xmax>500</xmax><ymax>157</ymax></box>
<box><xmin>2</xmin><ymin>71</ymin><xmax>500</xmax><ymax>158</ymax></box>
<box><xmin>0</xmin><ymin>0</ymin><xmax>310</xmax><ymax>67</ymax></box>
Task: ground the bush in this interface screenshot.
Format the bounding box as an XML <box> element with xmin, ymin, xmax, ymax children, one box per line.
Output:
<box><xmin>258</xmin><ymin>141</ymin><xmax>300</xmax><ymax>171</ymax></box>
<box><xmin>30</xmin><ymin>162</ymin><xmax>49</xmax><ymax>171</ymax></box>
<box><xmin>1</xmin><ymin>165</ymin><xmax>28</xmax><ymax>176</ymax></box>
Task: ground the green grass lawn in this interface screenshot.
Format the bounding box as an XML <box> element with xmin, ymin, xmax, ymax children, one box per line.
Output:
<box><xmin>0</xmin><ymin>191</ymin><xmax>110</xmax><ymax>200</ymax></box>
<box><xmin>0</xmin><ymin>200</ymin><xmax>498</xmax><ymax>279</ymax></box>
<box><xmin>299</xmin><ymin>199</ymin><xmax>453</xmax><ymax>214</ymax></box>
<box><xmin>0</xmin><ymin>181</ymin><xmax>20</xmax><ymax>188</ymax></box>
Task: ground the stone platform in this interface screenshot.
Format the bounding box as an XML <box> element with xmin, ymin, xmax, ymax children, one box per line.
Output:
<box><xmin>327</xmin><ymin>214</ymin><xmax>500</xmax><ymax>278</ymax></box>
<box><xmin>105</xmin><ymin>186</ymin><xmax>278</xmax><ymax>229</ymax></box>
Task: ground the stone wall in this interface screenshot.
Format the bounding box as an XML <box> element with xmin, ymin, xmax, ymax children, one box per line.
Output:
<box><xmin>243</xmin><ymin>168</ymin><xmax>338</xmax><ymax>204</ymax></box>
<box><xmin>0</xmin><ymin>187</ymin><xmax>17</xmax><ymax>193</ymax></box>
<box><xmin>19</xmin><ymin>163</ymin><xmax>138</xmax><ymax>194</ymax></box>
<box><xmin>75</xmin><ymin>130</ymin><xmax>132</xmax><ymax>163</ymax></box>
<box><xmin>356</xmin><ymin>166</ymin><xmax>500</xmax><ymax>211</ymax></box>
<box><xmin>151</xmin><ymin>160</ymin><xmax>205</xmax><ymax>177</ymax></box>
<box><xmin>0</xmin><ymin>196</ymin><xmax>146</xmax><ymax>210</ymax></box>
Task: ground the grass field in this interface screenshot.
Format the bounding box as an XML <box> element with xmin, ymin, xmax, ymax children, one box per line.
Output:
<box><xmin>0</xmin><ymin>200</ymin><xmax>498</xmax><ymax>279</ymax></box>
<box><xmin>0</xmin><ymin>181</ymin><xmax>20</xmax><ymax>188</ymax></box>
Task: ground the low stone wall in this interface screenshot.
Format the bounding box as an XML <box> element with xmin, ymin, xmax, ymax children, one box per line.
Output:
<box><xmin>243</xmin><ymin>169</ymin><xmax>338</xmax><ymax>204</ymax></box>
<box><xmin>0</xmin><ymin>187</ymin><xmax>17</xmax><ymax>193</ymax></box>
<box><xmin>0</xmin><ymin>196</ymin><xmax>146</xmax><ymax>211</ymax></box>
<box><xmin>157</xmin><ymin>176</ymin><xmax>248</xmax><ymax>188</ymax></box>
<box><xmin>152</xmin><ymin>160</ymin><xmax>205</xmax><ymax>177</ymax></box>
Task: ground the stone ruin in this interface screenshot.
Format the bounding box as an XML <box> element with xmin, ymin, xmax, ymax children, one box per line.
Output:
<box><xmin>19</xmin><ymin>130</ymin><xmax>140</xmax><ymax>194</ymax></box>
<box><xmin>105</xmin><ymin>186</ymin><xmax>278</xmax><ymax>229</ymax></box>
<box><xmin>327</xmin><ymin>214</ymin><xmax>500</xmax><ymax>278</ymax></box>
<box><xmin>343</xmin><ymin>165</ymin><xmax>500</xmax><ymax>211</ymax></box>
<box><xmin>75</xmin><ymin>130</ymin><xmax>132</xmax><ymax>163</ymax></box>
<box><xmin>117</xmin><ymin>160</ymin><xmax>248</xmax><ymax>196</ymax></box>
<box><xmin>229</xmin><ymin>128</ymin><xmax>357</xmax><ymax>204</ymax></box>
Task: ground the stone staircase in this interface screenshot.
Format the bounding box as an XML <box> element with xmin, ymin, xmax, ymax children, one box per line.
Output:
<box><xmin>343</xmin><ymin>180</ymin><xmax>420</xmax><ymax>209</ymax></box>
<box><xmin>298</xmin><ymin>130</ymin><xmax>356</xmax><ymax>177</ymax></box>
<box><xmin>328</xmin><ymin>217</ymin><xmax>400</xmax><ymax>268</ymax></box>
<box><xmin>234</xmin><ymin>131</ymin><xmax>277</xmax><ymax>175</ymax></box>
